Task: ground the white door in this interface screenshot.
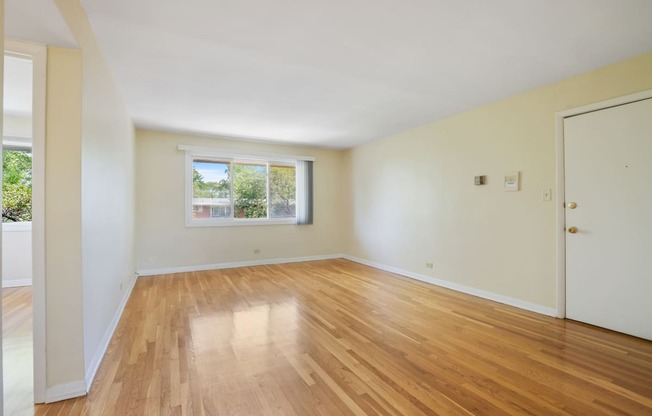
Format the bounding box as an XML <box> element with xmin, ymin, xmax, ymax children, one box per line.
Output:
<box><xmin>564</xmin><ymin>97</ymin><xmax>652</xmax><ymax>340</ymax></box>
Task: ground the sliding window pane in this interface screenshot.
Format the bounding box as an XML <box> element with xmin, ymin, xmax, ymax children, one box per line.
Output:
<box><xmin>234</xmin><ymin>163</ymin><xmax>267</xmax><ymax>218</ymax></box>
<box><xmin>192</xmin><ymin>160</ymin><xmax>231</xmax><ymax>218</ymax></box>
<box><xmin>270</xmin><ymin>165</ymin><xmax>296</xmax><ymax>218</ymax></box>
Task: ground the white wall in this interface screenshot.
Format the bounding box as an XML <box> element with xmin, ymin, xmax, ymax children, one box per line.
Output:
<box><xmin>3</xmin><ymin>114</ymin><xmax>31</xmax><ymax>137</ymax></box>
<box><xmin>1</xmin><ymin>223</ymin><xmax>32</xmax><ymax>287</ymax></box>
<box><xmin>136</xmin><ymin>129</ymin><xmax>342</xmax><ymax>272</ymax></box>
<box><xmin>343</xmin><ymin>51</ymin><xmax>652</xmax><ymax>311</ymax></box>
<box><xmin>53</xmin><ymin>0</ymin><xmax>137</xmax><ymax>389</ymax></box>
<box><xmin>0</xmin><ymin>2</ymin><xmax>5</xmax><ymax>410</ymax></box>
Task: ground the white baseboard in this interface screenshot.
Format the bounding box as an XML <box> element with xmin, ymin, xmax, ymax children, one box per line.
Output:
<box><xmin>137</xmin><ymin>254</ymin><xmax>345</xmax><ymax>276</ymax></box>
<box><xmin>2</xmin><ymin>278</ymin><xmax>32</xmax><ymax>288</ymax></box>
<box><xmin>343</xmin><ymin>255</ymin><xmax>557</xmax><ymax>317</ymax></box>
<box><xmin>45</xmin><ymin>379</ymin><xmax>87</xmax><ymax>403</ymax></box>
<box><xmin>138</xmin><ymin>253</ymin><xmax>555</xmax><ymax>316</ymax></box>
<box><xmin>85</xmin><ymin>273</ymin><xmax>138</xmax><ymax>391</ymax></box>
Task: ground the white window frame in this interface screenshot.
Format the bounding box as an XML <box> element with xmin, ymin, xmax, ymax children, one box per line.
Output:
<box><xmin>180</xmin><ymin>145</ymin><xmax>314</xmax><ymax>227</ymax></box>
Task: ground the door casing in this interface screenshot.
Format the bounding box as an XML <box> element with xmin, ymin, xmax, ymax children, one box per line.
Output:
<box><xmin>555</xmin><ymin>89</ymin><xmax>652</xmax><ymax>319</ymax></box>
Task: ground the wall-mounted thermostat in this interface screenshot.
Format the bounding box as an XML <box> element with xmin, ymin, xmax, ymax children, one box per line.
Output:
<box><xmin>504</xmin><ymin>171</ymin><xmax>520</xmax><ymax>191</ymax></box>
<box><xmin>474</xmin><ymin>175</ymin><xmax>485</xmax><ymax>185</ymax></box>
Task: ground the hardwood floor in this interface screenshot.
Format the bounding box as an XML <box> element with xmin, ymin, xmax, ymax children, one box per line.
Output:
<box><xmin>34</xmin><ymin>259</ymin><xmax>652</xmax><ymax>415</ymax></box>
<box><xmin>3</xmin><ymin>286</ymin><xmax>34</xmax><ymax>416</ymax></box>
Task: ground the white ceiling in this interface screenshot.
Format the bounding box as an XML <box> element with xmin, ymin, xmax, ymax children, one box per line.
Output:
<box><xmin>5</xmin><ymin>0</ymin><xmax>77</xmax><ymax>48</ymax></box>
<box><xmin>3</xmin><ymin>55</ymin><xmax>33</xmax><ymax>117</ymax></box>
<box><xmin>48</xmin><ymin>1</ymin><xmax>652</xmax><ymax>147</ymax></box>
<box><xmin>4</xmin><ymin>0</ymin><xmax>76</xmax><ymax>118</ymax></box>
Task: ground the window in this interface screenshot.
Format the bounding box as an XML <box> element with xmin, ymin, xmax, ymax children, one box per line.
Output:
<box><xmin>2</xmin><ymin>147</ymin><xmax>32</xmax><ymax>223</ymax></box>
<box><xmin>269</xmin><ymin>165</ymin><xmax>296</xmax><ymax>218</ymax></box>
<box><xmin>233</xmin><ymin>162</ymin><xmax>268</xmax><ymax>219</ymax></box>
<box><xmin>181</xmin><ymin>146</ymin><xmax>313</xmax><ymax>227</ymax></box>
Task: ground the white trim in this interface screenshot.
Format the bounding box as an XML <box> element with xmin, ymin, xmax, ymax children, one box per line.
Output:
<box><xmin>2</xmin><ymin>135</ymin><xmax>32</xmax><ymax>149</ymax></box>
<box><xmin>2</xmin><ymin>221</ymin><xmax>32</xmax><ymax>232</ymax></box>
<box><xmin>138</xmin><ymin>253</ymin><xmax>557</xmax><ymax>316</ymax></box>
<box><xmin>137</xmin><ymin>254</ymin><xmax>344</xmax><ymax>276</ymax></box>
<box><xmin>178</xmin><ymin>144</ymin><xmax>316</xmax><ymax>162</ymax></box>
<box><xmin>4</xmin><ymin>37</ymin><xmax>48</xmax><ymax>404</ymax></box>
<box><xmin>185</xmin><ymin>151</ymin><xmax>193</xmax><ymax>227</ymax></box>
<box><xmin>85</xmin><ymin>273</ymin><xmax>138</xmax><ymax>391</ymax></box>
<box><xmin>45</xmin><ymin>380</ymin><xmax>87</xmax><ymax>403</ymax></box>
<box><xmin>554</xmin><ymin>89</ymin><xmax>652</xmax><ymax>318</ymax></box>
<box><xmin>186</xmin><ymin>218</ymin><xmax>296</xmax><ymax>227</ymax></box>
<box><xmin>2</xmin><ymin>279</ymin><xmax>33</xmax><ymax>288</ymax></box>
<box><xmin>343</xmin><ymin>255</ymin><xmax>557</xmax><ymax>317</ymax></box>
<box><xmin>557</xmin><ymin>89</ymin><xmax>652</xmax><ymax>119</ymax></box>
<box><xmin>555</xmin><ymin>112</ymin><xmax>566</xmax><ymax>319</ymax></box>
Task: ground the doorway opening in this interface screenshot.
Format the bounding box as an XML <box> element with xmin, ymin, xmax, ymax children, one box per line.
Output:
<box><xmin>3</xmin><ymin>51</ymin><xmax>34</xmax><ymax>416</ymax></box>
<box><xmin>2</xmin><ymin>39</ymin><xmax>47</xmax><ymax>414</ymax></box>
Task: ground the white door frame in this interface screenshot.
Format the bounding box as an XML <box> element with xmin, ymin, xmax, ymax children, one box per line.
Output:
<box><xmin>4</xmin><ymin>38</ymin><xmax>47</xmax><ymax>404</ymax></box>
<box><xmin>555</xmin><ymin>89</ymin><xmax>652</xmax><ymax>319</ymax></box>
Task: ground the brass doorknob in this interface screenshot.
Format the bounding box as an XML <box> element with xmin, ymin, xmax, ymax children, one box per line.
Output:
<box><xmin>568</xmin><ymin>202</ymin><xmax>577</xmax><ymax>209</ymax></box>
<box><xmin>568</xmin><ymin>226</ymin><xmax>578</xmax><ymax>234</ymax></box>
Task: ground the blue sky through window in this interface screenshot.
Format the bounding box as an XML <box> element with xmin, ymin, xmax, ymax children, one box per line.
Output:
<box><xmin>193</xmin><ymin>161</ymin><xmax>229</xmax><ymax>183</ymax></box>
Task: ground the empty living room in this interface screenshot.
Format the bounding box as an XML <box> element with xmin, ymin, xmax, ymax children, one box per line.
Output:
<box><xmin>1</xmin><ymin>0</ymin><xmax>652</xmax><ymax>415</ymax></box>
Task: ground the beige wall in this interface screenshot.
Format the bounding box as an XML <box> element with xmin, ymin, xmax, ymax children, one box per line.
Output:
<box><xmin>54</xmin><ymin>0</ymin><xmax>137</xmax><ymax>385</ymax></box>
<box><xmin>136</xmin><ymin>129</ymin><xmax>342</xmax><ymax>271</ymax></box>
<box><xmin>44</xmin><ymin>46</ymin><xmax>85</xmax><ymax>389</ymax></box>
<box><xmin>343</xmin><ymin>51</ymin><xmax>652</xmax><ymax>310</ymax></box>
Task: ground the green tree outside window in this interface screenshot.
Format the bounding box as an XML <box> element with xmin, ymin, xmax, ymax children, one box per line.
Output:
<box><xmin>2</xmin><ymin>149</ymin><xmax>32</xmax><ymax>222</ymax></box>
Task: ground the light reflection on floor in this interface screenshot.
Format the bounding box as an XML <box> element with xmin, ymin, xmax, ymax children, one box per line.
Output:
<box><xmin>190</xmin><ymin>301</ymin><xmax>299</xmax><ymax>374</ymax></box>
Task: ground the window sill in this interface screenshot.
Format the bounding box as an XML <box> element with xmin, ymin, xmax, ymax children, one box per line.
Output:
<box><xmin>2</xmin><ymin>221</ymin><xmax>32</xmax><ymax>232</ymax></box>
<box><xmin>185</xmin><ymin>218</ymin><xmax>297</xmax><ymax>227</ymax></box>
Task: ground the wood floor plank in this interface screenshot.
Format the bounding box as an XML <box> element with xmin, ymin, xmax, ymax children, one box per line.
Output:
<box><xmin>21</xmin><ymin>259</ymin><xmax>652</xmax><ymax>415</ymax></box>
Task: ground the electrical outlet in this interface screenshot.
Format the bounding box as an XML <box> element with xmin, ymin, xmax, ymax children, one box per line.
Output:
<box><xmin>425</xmin><ymin>262</ymin><xmax>434</xmax><ymax>269</ymax></box>
<box><xmin>254</xmin><ymin>249</ymin><xmax>261</xmax><ymax>255</ymax></box>
<box><xmin>147</xmin><ymin>256</ymin><xmax>157</xmax><ymax>262</ymax></box>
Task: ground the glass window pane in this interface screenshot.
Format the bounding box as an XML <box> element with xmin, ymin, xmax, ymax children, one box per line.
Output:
<box><xmin>269</xmin><ymin>165</ymin><xmax>296</xmax><ymax>218</ymax></box>
<box><xmin>2</xmin><ymin>149</ymin><xmax>33</xmax><ymax>223</ymax></box>
<box><xmin>192</xmin><ymin>160</ymin><xmax>231</xmax><ymax>218</ymax></box>
<box><xmin>233</xmin><ymin>163</ymin><xmax>267</xmax><ymax>219</ymax></box>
